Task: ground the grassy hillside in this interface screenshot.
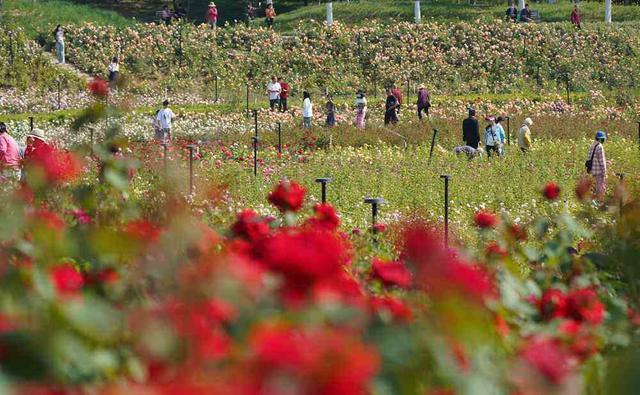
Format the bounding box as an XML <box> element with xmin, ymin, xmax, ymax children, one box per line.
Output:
<box><xmin>4</xmin><ymin>0</ymin><xmax>135</xmax><ymax>36</ymax></box>
<box><xmin>276</xmin><ymin>0</ymin><xmax>640</xmax><ymax>30</ymax></box>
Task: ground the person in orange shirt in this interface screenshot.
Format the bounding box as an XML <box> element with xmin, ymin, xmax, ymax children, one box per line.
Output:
<box><xmin>265</xmin><ymin>4</ymin><xmax>276</xmax><ymax>28</ymax></box>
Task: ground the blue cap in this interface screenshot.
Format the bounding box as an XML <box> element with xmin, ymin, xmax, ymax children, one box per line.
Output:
<box><xmin>595</xmin><ymin>130</ymin><xmax>607</xmax><ymax>140</ymax></box>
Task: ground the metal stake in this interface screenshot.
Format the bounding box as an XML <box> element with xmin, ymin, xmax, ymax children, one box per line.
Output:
<box><xmin>428</xmin><ymin>128</ymin><xmax>439</xmax><ymax>164</ymax></box>
<box><xmin>505</xmin><ymin>116</ymin><xmax>511</xmax><ymax>146</ymax></box>
<box><xmin>214</xmin><ymin>74</ymin><xmax>219</xmax><ymax>103</ymax></box>
<box><xmin>253</xmin><ymin>109</ymin><xmax>258</xmax><ymax>138</ymax></box>
<box><xmin>440</xmin><ymin>175</ymin><xmax>451</xmax><ymax>248</ymax></box>
<box><xmin>186</xmin><ymin>144</ymin><xmax>196</xmax><ymax>195</ymax></box>
<box><xmin>252</xmin><ymin>136</ymin><xmax>259</xmax><ymax>177</ymax></box>
<box><xmin>364</xmin><ymin>197</ymin><xmax>385</xmax><ymax>244</ymax></box>
<box><xmin>246</xmin><ymin>82</ymin><xmax>250</xmax><ymax>117</ymax></box>
<box><xmin>29</xmin><ymin>116</ymin><xmax>34</xmax><ymax>131</ymax></box>
<box><xmin>277</xmin><ymin>122</ymin><xmax>282</xmax><ymax>154</ymax></box>
<box><xmin>161</xmin><ymin>143</ymin><xmax>169</xmax><ymax>177</ymax></box>
<box><xmin>315</xmin><ymin>177</ymin><xmax>333</xmax><ymax>204</ymax></box>
<box><xmin>617</xmin><ymin>172</ymin><xmax>625</xmax><ymax>216</ymax></box>
<box><xmin>565</xmin><ymin>77</ymin><xmax>570</xmax><ymax>104</ymax></box>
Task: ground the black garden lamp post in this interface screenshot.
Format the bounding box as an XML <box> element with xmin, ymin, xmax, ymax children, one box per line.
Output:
<box><xmin>315</xmin><ymin>177</ymin><xmax>333</xmax><ymax>203</ymax></box>
<box><xmin>428</xmin><ymin>128</ymin><xmax>439</xmax><ymax>164</ymax></box>
<box><xmin>252</xmin><ymin>136</ymin><xmax>259</xmax><ymax>177</ymax></box>
<box><xmin>364</xmin><ymin>197</ymin><xmax>385</xmax><ymax>238</ymax></box>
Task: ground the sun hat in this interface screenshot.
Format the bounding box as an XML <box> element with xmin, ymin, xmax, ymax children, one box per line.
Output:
<box><xmin>595</xmin><ymin>130</ymin><xmax>607</xmax><ymax>141</ymax></box>
<box><xmin>27</xmin><ymin>128</ymin><xmax>46</xmax><ymax>142</ymax></box>
<box><xmin>418</xmin><ymin>84</ymin><xmax>425</xmax><ymax>89</ymax></box>
<box><xmin>209</xmin><ymin>2</ymin><xmax>216</xmax><ymax>7</ymax></box>
<box><xmin>485</xmin><ymin>115</ymin><xmax>495</xmax><ymax>122</ymax></box>
<box><xmin>524</xmin><ymin>117</ymin><xmax>533</xmax><ymax>126</ymax></box>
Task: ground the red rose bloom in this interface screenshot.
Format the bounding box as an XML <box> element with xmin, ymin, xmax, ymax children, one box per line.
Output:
<box><xmin>370</xmin><ymin>296</ymin><xmax>413</xmax><ymax>323</ymax></box>
<box><xmin>537</xmin><ymin>288</ymin><xmax>569</xmax><ymax>321</ymax></box>
<box><xmin>306</xmin><ymin>203</ymin><xmax>340</xmax><ymax>231</ymax></box>
<box><xmin>474</xmin><ymin>210</ymin><xmax>498</xmax><ymax>229</ymax></box>
<box><xmin>371</xmin><ymin>258</ymin><xmax>412</xmax><ymax>289</ymax></box>
<box><xmin>125</xmin><ymin>220</ymin><xmax>162</xmax><ymax>244</ymax></box>
<box><xmin>543</xmin><ymin>182</ymin><xmax>561</xmax><ymax>201</ymax></box>
<box><xmin>566</xmin><ymin>288</ymin><xmax>605</xmax><ymax>325</ymax></box>
<box><xmin>520</xmin><ymin>337</ymin><xmax>572</xmax><ymax>384</ymax></box>
<box><xmin>88</xmin><ymin>78</ymin><xmax>109</xmax><ymax>97</ymax></box>
<box><xmin>268</xmin><ymin>180</ymin><xmax>306</xmax><ymax>212</ymax></box>
<box><xmin>50</xmin><ymin>264</ymin><xmax>84</xmax><ymax>295</ymax></box>
<box><xmin>485</xmin><ymin>242</ymin><xmax>507</xmax><ymax>259</ymax></box>
<box><xmin>231</xmin><ymin>209</ymin><xmax>271</xmax><ymax>241</ymax></box>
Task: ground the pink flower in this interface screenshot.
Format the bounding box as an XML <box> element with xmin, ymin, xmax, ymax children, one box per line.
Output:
<box><xmin>520</xmin><ymin>337</ymin><xmax>572</xmax><ymax>384</ymax></box>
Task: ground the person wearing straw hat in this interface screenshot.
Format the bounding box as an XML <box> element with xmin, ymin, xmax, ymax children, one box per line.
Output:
<box><xmin>24</xmin><ymin>128</ymin><xmax>50</xmax><ymax>161</ymax></box>
<box><xmin>0</xmin><ymin>122</ymin><xmax>21</xmax><ymax>181</ymax></box>
<box><xmin>416</xmin><ymin>84</ymin><xmax>431</xmax><ymax>120</ymax></box>
<box><xmin>206</xmin><ymin>2</ymin><xmax>218</xmax><ymax>28</ymax></box>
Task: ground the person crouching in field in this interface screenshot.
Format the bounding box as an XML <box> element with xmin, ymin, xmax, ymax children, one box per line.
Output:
<box><xmin>517</xmin><ymin>117</ymin><xmax>533</xmax><ymax>153</ymax></box>
<box><xmin>586</xmin><ymin>130</ymin><xmax>607</xmax><ymax>200</ymax></box>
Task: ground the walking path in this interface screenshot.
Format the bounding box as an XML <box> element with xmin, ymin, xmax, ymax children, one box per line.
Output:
<box><xmin>41</xmin><ymin>47</ymin><xmax>93</xmax><ymax>83</ymax></box>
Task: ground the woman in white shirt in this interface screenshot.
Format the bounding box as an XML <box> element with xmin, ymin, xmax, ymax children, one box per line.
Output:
<box><xmin>108</xmin><ymin>57</ymin><xmax>119</xmax><ymax>90</ymax></box>
<box><xmin>355</xmin><ymin>90</ymin><xmax>367</xmax><ymax>129</ymax></box>
<box><xmin>302</xmin><ymin>91</ymin><xmax>313</xmax><ymax>129</ymax></box>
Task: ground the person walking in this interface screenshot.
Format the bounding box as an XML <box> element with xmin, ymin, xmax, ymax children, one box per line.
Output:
<box><xmin>0</xmin><ymin>122</ymin><xmax>21</xmax><ymax>181</ymax></box>
<box><xmin>302</xmin><ymin>91</ymin><xmax>313</xmax><ymax>129</ymax></box>
<box><xmin>206</xmin><ymin>2</ymin><xmax>218</xmax><ymax>28</ymax></box>
<box><xmin>53</xmin><ymin>25</ymin><xmax>65</xmax><ymax>64</ymax></box>
<box><xmin>267</xmin><ymin>76</ymin><xmax>281</xmax><ymax>111</ymax></box>
<box><xmin>246</xmin><ymin>2</ymin><xmax>256</xmax><ymax>23</ymax></box>
<box><xmin>355</xmin><ymin>90</ymin><xmax>367</xmax><ymax>129</ymax></box>
<box><xmin>325</xmin><ymin>96</ymin><xmax>336</xmax><ymax>127</ymax></box>
<box><xmin>517</xmin><ymin>117</ymin><xmax>533</xmax><ymax>153</ymax></box>
<box><xmin>391</xmin><ymin>83</ymin><xmax>403</xmax><ymax>113</ymax></box>
<box><xmin>484</xmin><ymin>116</ymin><xmax>503</xmax><ymax>157</ymax></box>
<box><xmin>156</xmin><ymin>100</ymin><xmax>175</xmax><ymax>141</ymax></box>
<box><xmin>462</xmin><ymin>108</ymin><xmax>480</xmax><ymax>149</ymax></box>
<box><xmin>384</xmin><ymin>89</ymin><xmax>399</xmax><ymax>125</ymax></box>
<box><xmin>161</xmin><ymin>5</ymin><xmax>172</xmax><ymax>25</ymax></box>
<box><xmin>416</xmin><ymin>85</ymin><xmax>431</xmax><ymax>120</ymax></box>
<box><xmin>494</xmin><ymin>116</ymin><xmax>507</xmax><ymax>155</ymax></box>
<box><xmin>265</xmin><ymin>4</ymin><xmax>276</xmax><ymax>28</ymax></box>
<box><xmin>108</xmin><ymin>57</ymin><xmax>119</xmax><ymax>90</ymax></box>
<box><xmin>571</xmin><ymin>4</ymin><xmax>581</xmax><ymax>29</ymax></box>
<box><xmin>586</xmin><ymin>131</ymin><xmax>607</xmax><ymax>200</ymax></box>
<box><xmin>278</xmin><ymin>77</ymin><xmax>289</xmax><ymax>112</ymax></box>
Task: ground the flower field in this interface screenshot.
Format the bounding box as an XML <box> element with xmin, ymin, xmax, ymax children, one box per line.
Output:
<box><xmin>2</xmin><ymin>4</ymin><xmax>640</xmax><ymax>393</ymax></box>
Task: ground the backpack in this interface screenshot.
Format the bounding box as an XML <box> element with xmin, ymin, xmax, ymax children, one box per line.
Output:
<box><xmin>585</xmin><ymin>143</ymin><xmax>599</xmax><ymax>173</ymax></box>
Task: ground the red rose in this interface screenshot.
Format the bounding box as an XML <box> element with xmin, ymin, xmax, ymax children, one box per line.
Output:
<box><xmin>370</xmin><ymin>296</ymin><xmax>413</xmax><ymax>323</ymax></box>
<box><xmin>88</xmin><ymin>78</ymin><xmax>109</xmax><ymax>97</ymax></box>
<box><xmin>50</xmin><ymin>264</ymin><xmax>84</xmax><ymax>295</ymax></box>
<box><xmin>231</xmin><ymin>209</ymin><xmax>271</xmax><ymax>241</ymax></box>
<box><xmin>520</xmin><ymin>337</ymin><xmax>571</xmax><ymax>384</ymax></box>
<box><xmin>485</xmin><ymin>242</ymin><xmax>507</xmax><ymax>258</ymax></box>
<box><xmin>306</xmin><ymin>203</ymin><xmax>340</xmax><ymax>231</ymax></box>
<box><xmin>536</xmin><ymin>288</ymin><xmax>569</xmax><ymax>321</ymax></box>
<box><xmin>371</xmin><ymin>258</ymin><xmax>412</xmax><ymax>289</ymax></box>
<box><xmin>566</xmin><ymin>288</ymin><xmax>605</xmax><ymax>325</ymax></box>
<box><xmin>543</xmin><ymin>182</ymin><xmax>561</xmax><ymax>201</ymax></box>
<box><xmin>268</xmin><ymin>180</ymin><xmax>306</xmax><ymax>212</ymax></box>
<box><xmin>474</xmin><ymin>210</ymin><xmax>498</xmax><ymax>229</ymax></box>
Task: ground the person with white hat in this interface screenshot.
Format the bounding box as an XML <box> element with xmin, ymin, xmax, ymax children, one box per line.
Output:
<box><xmin>517</xmin><ymin>117</ymin><xmax>533</xmax><ymax>153</ymax></box>
<box><xmin>206</xmin><ymin>2</ymin><xmax>218</xmax><ymax>28</ymax></box>
<box><xmin>24</xmin><ymin>128</ymin><xmax>50</xmax><ymax>160</ymax></box>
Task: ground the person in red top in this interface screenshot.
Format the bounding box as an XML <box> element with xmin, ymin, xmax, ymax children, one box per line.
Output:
<box><xmin>23</xmin><ymin>128</ymin><xmax>52</xmax><ymax>161</ymax></box>
<box><xmin>206</xmin><ymin>2</ymin><xmax>218</xmax><ymax>28</ymax></box>
<box><xmin>391</xmin><ymin>83</ymin><xmax>403</xmax><ymax>113</ymax></box>
<box><xmin>278</xmin><ymin>77</ymin><xmax>290</xmax><ymax>112</ymax></box>
<box><xmin>570</xmin><ymin>5</ymin><xmax>581</xmax><ymax>29</ymax></box>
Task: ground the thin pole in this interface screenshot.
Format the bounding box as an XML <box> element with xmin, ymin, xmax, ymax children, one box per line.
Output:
<box><xmin>428</xmin><ymin>128</ymin><xmax>439</xmax><ymax>164</ymax></box>
<box><xmin>637</xmin><ymin>121</ymin><xmax>640</xmax><ymax>151</ymax></box>
<box><xmin>57</xmin><ymin>79</ymin><xmax>62</xmax><ymax>110</ymax></box>
<box><xmin>187</xmin><ymin>145</ymin><xmax>195</xmax><ymax>195</ymax></box>
<box><xmin>252</xmin><ymin>137</ymin><xmax>259</xmax><ymax>177</ymax></box>
<box><xmin>278</xmin><ymin>122</ymin><xmax>282</xmax><ymax>154</ymax></box>
<box><xmin>29</xmin><ymin>117</ymin><xmax>33</xmax><ymax>131</ymax></box>
<box><xmin>406</xmin><ymin>79</ymin><xmax>410</xmax><ymax>105</ymax></box>
<box><xmin>214</xmin><ymin>74</ymin><xmax>219</xmax><ymax>103</ymax></box>
<box><xmin>506</xmin><ymin>116</ymin><xmax>511</xmax><ymax>146</ymax></box>
<box><xmin>246</xmin><ymin>82</ymin><xmax>250</xmax><ymax>117</ymax></box>
<box><xmin>162</xmin><ymin>143</ymin><xmax>168</xmax><ymax>177</ymax></box>
<box><xmin>364</xmin><ymin>197</ymin><xmax>384</xmax><ymax>245</ymax></box>
<box><xmin>440</xmin><ymin>175</ymin><xmax>451</xmax><ymax>248</ymax></box>
<box><xmin>253</xmin><ymin>109</ymin><xmax>258</xmax><ymax>137</ymax></box>
<box><xmin>316</xmin><ymin>178</ymin><xmax>332</xmax><ymax>204</ymax></box>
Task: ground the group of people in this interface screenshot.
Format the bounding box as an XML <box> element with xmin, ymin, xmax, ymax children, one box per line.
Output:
<box><xmin>384</xmin><ymin>84</ymin><xmax>431</xmax><ymax>125</ymax></box>
<box><xmin>459</xmin><ymin>108</ymin><xmax>533</xmax><ymax>158</ymax></box>
<box><xmin>0</xmin><ymin>123</ymin><xmax>52</xmax><ymax>182</ymax></box>
<box><xmin>505</xmin><ymin>2</ymin><xmax>536</xmax><ymax>23</ymax></box>
<box><xmin>205</xmin><ymin>1</ymin><xmax>273</xmax><ymax>28</ymax></box>
<box><xmin>161</xmin><ymin>2</ymin><xmax>188</xmax><ymax>25</ymax></box>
